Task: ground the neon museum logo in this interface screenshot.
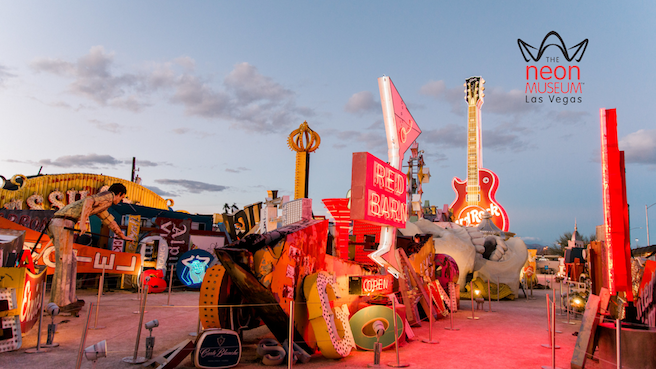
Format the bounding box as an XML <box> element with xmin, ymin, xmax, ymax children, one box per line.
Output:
<box><xmin>519</xmin><ymin>31</ymin><xmax>588</xmax><ymax>105</ymax></box>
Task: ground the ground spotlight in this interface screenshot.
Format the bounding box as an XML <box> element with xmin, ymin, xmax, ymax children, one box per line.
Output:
<box><xmin>43</xmin><ymin>302</ymin><xmax>60</xmax><ymax>348</ymax></box>
<box><xmin>84</xmin><ymin>340</ymin><xmax>107</xmax><ymax>368</ymax></box>
<box><xmin>145</xmin><ymin>319</ymin><xmax>159</xmax><ymax>331</ymax></box>
<box><xmin>46</xmin><ymin>302</ymin><xmax>60</xmax><ymax>317</ymax></box>
<box><xmin>145</xmin><ymin>319</ymin><xmax>159</xmax><ymax>359</ymax></box>
<box><xmin>369</xmin><ymin>320</ymin><xmax>386</xmax><ymax>367</ymax></box>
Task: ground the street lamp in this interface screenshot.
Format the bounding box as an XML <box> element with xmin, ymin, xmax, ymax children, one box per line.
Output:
<box><xmin>647</xmin><ymin>203</ymin><xmax>656</xmax><ymax>247</ymax></box>
<box><xmin>629</xmin><ymin>227</ymin><xmax>642</xmax><ymax>249</ymax></box>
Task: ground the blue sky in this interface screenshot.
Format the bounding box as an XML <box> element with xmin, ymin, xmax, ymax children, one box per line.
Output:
<box><xmin>1</xmin><ymin>1</ymin><xmax>655</xmax><ymax>246</ymax></box>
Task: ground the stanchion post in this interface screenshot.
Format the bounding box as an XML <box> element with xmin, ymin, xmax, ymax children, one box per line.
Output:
<box><xmin>445</xmin><ymin>282</ymin><xmax>459</xmax><ymax>331</ymax></box>
<box><xmin>558</xmin><ymin>278</ymin><xmax>563</xmax><ymax>315</ymax></box>
<box><xmin>616</xmin><ymin>318</ymin><xmax>621</xmax><ymax>369</ymax></box>
<box><xmin>496</xmin><ymin>277</ymin><xmax>500</xmax><ymax>304</ymax></box>
<box><xmin>123</xmin><ymin>283</ymin><xmax>149</xmax><ymax>364</ymax></box>
<box><xmin>541</xmin><ymin>295</ymin><xmax>551</xmax><ymax>348</ymax></box>
<box><xmin>552</xmin><ymin>285</ymin><xmax>561</xmax><ymax>333</ymax></box>
<box><xmin>467</xmin><ymin>280</ymin><xmax>479</xmax><ymax>320</ymax></box>
<box><xmin>25</xmin><ymin>279</ymin><xmax>49</xmax><ymax>353</ymax></box>
<box><xmin>164</xmin><ymin>265</ymin><xmax>174</xmax><ymax>306</ymax></box>
<box><xmin>565</xmin><ymin>281</ymin><xmax>570</xmax><ymax>323</ymax></box>
<box><xmin>387</xmin><ymin>294</ymin><xmax>408</xmax><ymax>367</ymax></box>
<box><xmin>541</xmin><ymin>298</ymin><xmax>563</xmax><ymax>369</ymax></box>
<box><xmin>541</xmin><ymin>295</ymin><xmax>560</xmax><ymax>350</ymax></box>
<box><xmin>288</xmin><ymin>300</ymin><xmax>294</xmax><ymax>369</ymax></box>
<box><xmin>550</xmin><ymin>296</ymin><xmax>557</xmax><ymax>368</ymax></box>
<box><xmin>564</xmin><ymin>281</ymin><xmax>576</xmax><ymax>325</ymax></box>
<box><xmin>487</xmin><ymin>279</ymin><xmax>494</xmax><ymax>312</ymax></box>
<box><xmin>90</xmin><ymin>264</ymin><xmax>106</xmax><ymax>329</ymax></box>
<box><xmin>133</xmin><ymin>266</ymin><xmax>143</xmax><ymax>301</ymax></box>
<box><xmin>422</xmin><ymin>294</ymin><xmax>438</xmax><ymax>344</ymax></box>
<box><xmin>74</xmin><ymin>302</ymin><xmax>93</xmax><ymax>369</ymax></box>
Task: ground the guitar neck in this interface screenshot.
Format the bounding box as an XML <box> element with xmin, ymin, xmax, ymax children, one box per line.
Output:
<box><xmin>466</xmin><ymin>104</ymin><xmax>480</xmax><ymax>204</ymax></box>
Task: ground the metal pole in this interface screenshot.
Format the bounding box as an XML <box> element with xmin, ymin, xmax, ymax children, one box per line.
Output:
<box><xmin>123</xmin><ymin>284</ymin><xmax>149</xmax><ymax>364</ymax></box>
<box><xmin>559</xmin><ymin>279</ymin><xmax>563</xmax><ymax>316</ymax></box>
<box><xmin>551</xmin><ymin>296</ymin><xmax>556</xmax><ymax>368</ymax></box>
<box><xmin>74</xmin><ymin>302</ymin><xmax>93</xmax><ymax>369</ymax></box>
<box><xmin>164</xmin><ymin>265</ymin><xmax>174</xmax><ymax>306</ymax></box>
<box><xmin>288</xmin><ymin>300</ymin><xmax>294</xmax><ymax>369</ymax></box>
<box><xmin>445</xmin><ymin>282</ymin><xmax>459</xmax><ymax>331</ymax></box>
<box><xmin>542</xmin><ymin>295</ymin><xmax>551</xmax><ymax>348</ymax></box>
<box><xmin>25</xmin><ymin>279</ymin><xmax>49</xmax><ymax>353</ymax></box>
<box><xmin>616</xmin><ymin>318</ymin><xmax>621</xmax><ymax>369</ymax></box>
<box><xmin>487</xmin><ymin>279</ymin><xmax>494</xmax><ymax>312</ymax></box>
<box><xmin>134</xmin><ymin>284</ymin><xmax>149</xmax><ymax>361</ymax></box>
<box><xmin>564</xmin><ymin>282</ymin><xmax>575</xmax><ymax>324</ymax></box>
<box><xmin>541</xmin><ymin>298</ymin><xmax>563</xmax><ymax>369</ymax></box>
<box><xmin>552</xmin><ymin>282</ymin><xmax>561</xmax><ymax>333</ymax></box>
<box><xmin>496</xmin><ymin>277</ymin><xmax>500</xmax><ymax>303</ymax></box>
<box><xmin>422</xmin><ymin>294</ymin><xmax>438</xmax><ymax>344</ymax></box>
<box><xmin>134</xmin><ymin>273</ymin><xmax>147</xmax><ymax>314</ymax></box>
<box><xmin>647</xmin><ymin>204</ymin><xmax>651</xmax><ymax>247</ymax></box>
<box><xmin>468</xmin><ymin>280</ymin><xmax>478</xmax><ymax>320</ymax></box>
<box><xmin>541</xmin><ymin>295</ymin><xmax>560</xmax><ymax>350</ymax></box>
<box><xmin>387</xmin><ymin>295</ymin><xmax>408</xmax><ymax>367</ymax></box>
<box><xmin>133</xmin><ymin>266</ymin><xmax>143</xmax><ymax>301</ymax></box>
<box><xmin>90</xmin><ymin>264</ymin><xmax>106</xmax><ymax>329</ymax></box>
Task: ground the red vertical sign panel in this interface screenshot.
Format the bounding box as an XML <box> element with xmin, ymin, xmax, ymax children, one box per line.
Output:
<box><xmin>600</xmin><ymin>108</ymin><xmax>632</xmax><ymax>301</ymax></box>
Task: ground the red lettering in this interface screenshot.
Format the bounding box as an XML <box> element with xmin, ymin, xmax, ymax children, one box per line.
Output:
<box><xmin>368</xmin><ymin>191</ymin><xmax>381</xmax><ymax>216</ymax></box>
<box><xmin>395</xmin><ymin>172</ymin><xmax>405</xmax><ymax>196</ymax></box>
<box><xmin>526</xmin><ymin>65</ymin><xmax>538</xmax><ymax>80</ymax></box>
<box><xmin>384</xmin><ymin>168</ymin><xmax>394</xmax><ymax>193</ymax></box>
<box><xmin>554</xmin><ymin>66</ymin><xmax>566</xmax><ymax>80</ymax></box>
<box><xmin>540</xmin><ymin>66</ymin><xmax>552</xmax><ymax>80</ymax></box>
<box><xmin>373</xmin><ymin>162</ymin><xmax>385</xmax><ymax>189</ymax></box>
<box><xmin>569</xmin><ymin>65</ymin><xmax>580</xmax><ymax>80</ymax></box>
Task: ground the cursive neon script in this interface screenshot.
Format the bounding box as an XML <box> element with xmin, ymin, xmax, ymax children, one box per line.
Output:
<box><xmin>199</xmin><ymin>347</ymin><xmax>239</xmax><ymax>358</ymax></box>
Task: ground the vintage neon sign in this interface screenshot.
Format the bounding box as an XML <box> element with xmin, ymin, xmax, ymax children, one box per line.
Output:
<box><xmin>0</xmin><ymin>173</ymin><xmax>169</xmax><ymax>210</ymax></box>
<box><xmin>176</xmin><ymin>249</ymin><xmax>213</xmax><ymax>288</ymax></box>
<box><xmin>349</xmin><ymin>274</ymin><xmax>394</xmax><ymax>296</ymax></box>
<box><xmin>600</xmin><ymin>108</ymin><xmax>632</xmax><ymax>301</ymax></box>
<box><xmin>350</xmin><ymin>152</ymin><xmax>407</xmax><ymax>228</ymax></box>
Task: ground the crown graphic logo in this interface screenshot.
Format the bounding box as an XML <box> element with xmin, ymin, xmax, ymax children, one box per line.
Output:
<box><xmin>517</xmin><ymin>31</ymin><xmax>588</xmax><ymax>62</ymax></box>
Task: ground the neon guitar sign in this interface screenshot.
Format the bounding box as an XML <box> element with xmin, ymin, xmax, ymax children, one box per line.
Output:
<box><xmin>450</xmin><ymin>76</ymin><xmax>509</xmax><ymax>231</ymax></box>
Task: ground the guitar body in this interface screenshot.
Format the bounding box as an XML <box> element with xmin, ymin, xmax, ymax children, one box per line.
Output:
<box><xmin>450</xmin><ymin>168</ymin><xmax>509</xmax><ymax>232</ymax></box>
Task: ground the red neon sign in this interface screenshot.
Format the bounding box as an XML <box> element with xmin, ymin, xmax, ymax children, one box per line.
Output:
<box><xmin>362</xmin><ymin>275</ymin><xmax>394</xmax><ymax>295</ymax></box>
<box><xmin>349</xmin><ymin>274</ymin><xmax>394</xmax><ymax>295</ymax></box>
<box><xmin>351</xmin><ymin>152</ymin><xmax>407</xmax><ymax>228</ymax></box>
<box><xmin>600</xmin><ymin>108</ymin><xmax>632</xmax><ymax>301</ymax></box>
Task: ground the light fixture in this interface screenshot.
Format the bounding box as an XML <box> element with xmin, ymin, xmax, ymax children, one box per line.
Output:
<box><xmin>84</xmin><ymin>340</ymin><xmax>107</xmax><ymax>368</ymax></box>
<box><xmin>43</xmin><ymin>302</ymin><xmax>60</xmax><ymax>348</ymax></box>
<box><xmin>145</xmin><ymin>319</ymin><xmax>159</xmax><ymax>331</ymax></box>
<box><xmin>370</xmin><ymin>320</ymin><xmax>386</xmax><ymax>366</ymax></box>
<box><xmin>144</xmin><ymin>319</ymin><xmax>159</xmax><ymax>360</ymax></box>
